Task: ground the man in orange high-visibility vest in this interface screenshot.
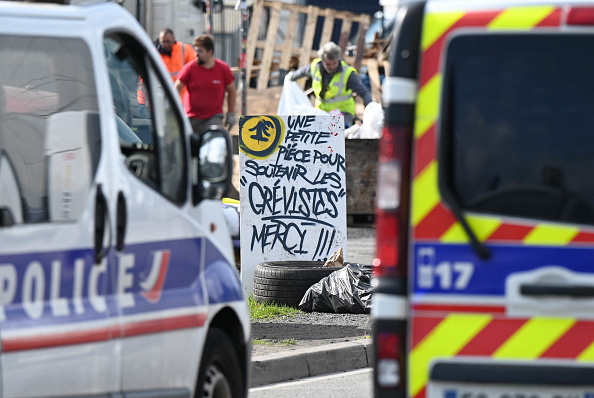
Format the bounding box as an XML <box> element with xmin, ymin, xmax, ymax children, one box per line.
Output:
<box><xmin>157</xmin><ymin>28</ymin><xmax>196</xmax><ymax>99</ymax></box>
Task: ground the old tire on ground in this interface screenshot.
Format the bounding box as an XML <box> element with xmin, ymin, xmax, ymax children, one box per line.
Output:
<box><xmin>195</xmin><ymin>328</ymin><xmax>243</xmax><ymax>398</ymax></box>
<box><xmin>253</xmin><ymin>261</ymin><xmax>341</xmax><ymax>308</ymax></box>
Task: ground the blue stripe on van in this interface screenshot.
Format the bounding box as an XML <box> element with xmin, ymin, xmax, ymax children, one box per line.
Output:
<box><xmin>0</xmin><ymin>236</ymin><xmax>239</xmax><ymax>327</ymax></box>
<box><xmin>413</xmin><ymin>243</ymin><xmax>594</xmax><ymax>296</ymax></box>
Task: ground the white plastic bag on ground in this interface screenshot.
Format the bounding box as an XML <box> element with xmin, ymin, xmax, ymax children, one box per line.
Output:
<box><xmin>344</xmin><ymin>124</ymin><xmax>361</xmax><ymax>139</ymax></box>
<box><xmin>348</xmin><ymin>101</ymin><xmax>384</xmax><ymax>139</ymax></box>
<box><xmin>277</xmin><ymin>75</ymin><xmax>329</xmax><ymax>116</ymax></box>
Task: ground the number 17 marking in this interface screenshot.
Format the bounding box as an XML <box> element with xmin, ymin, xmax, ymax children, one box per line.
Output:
<box><xmin>423</xmin><ymin>261</ymin><xmax>475</xmax><ymax>290</ymax></box>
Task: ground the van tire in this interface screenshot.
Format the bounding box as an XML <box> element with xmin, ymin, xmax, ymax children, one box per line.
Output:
<box><xmin>196</xmin><ymin>328</ymin><xmax>243</xmax><ymax>398</ymax></box>
<box><xmin>252</xmin><ymin>261</ymin><xmax>341</xmax><ymax>308</ymax></box>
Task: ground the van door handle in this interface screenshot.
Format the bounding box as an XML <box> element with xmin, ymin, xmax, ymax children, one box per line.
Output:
<box><xmin>520</xmin><ymin>284</ymin><xmax>594</xmax><ymax>298</ymax></box>
<box><xmin>94</xmin><ymin>184</ymin><xmax>110</xmax><ymax>265</ymax></box>
<box><xmin>0</xmin><ymin>207</ymin><xmax>15</xmax><ymax>227</ymax></box>
<box><xmin>116</xmin><ymin>192</ymin><xmax>126</xmax><ymax>252</ymax></box>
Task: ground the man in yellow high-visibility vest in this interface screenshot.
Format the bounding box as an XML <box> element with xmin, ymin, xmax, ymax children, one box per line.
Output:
<box><xmin>289</xmin><ymin>41</ymin><xmax>372</xmax><ymax>127</ymax></box>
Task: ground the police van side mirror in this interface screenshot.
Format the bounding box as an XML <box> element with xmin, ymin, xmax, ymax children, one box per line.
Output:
<box><xmin>191</xmin><ymin>127</ymin><xmax>232</xmax><ymax>205</ymax></box>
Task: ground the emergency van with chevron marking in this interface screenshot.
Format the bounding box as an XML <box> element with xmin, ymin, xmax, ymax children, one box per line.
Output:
<box><xmin>373</xmin><ymin>1</ymin><xmax>594</xmax><ymax>397</ymax></box>
<box><xmin>0</xmin><ymin>1</ymin><xmax>249</xmax><ymax>397</ymax></box>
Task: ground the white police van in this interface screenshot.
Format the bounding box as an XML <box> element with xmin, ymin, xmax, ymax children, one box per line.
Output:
<box><xmin>0</xmin><ymin>1</ymin><xmax>250</xmax><ymax>397</ymax></box>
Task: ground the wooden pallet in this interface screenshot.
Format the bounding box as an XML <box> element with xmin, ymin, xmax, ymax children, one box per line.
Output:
<box><xmin>246</xmin><ymin>0</ymin><xmax>373</xmax><ymax>91</ymax></box>
<box><xmin>365</xmin><ymin>58</ymin><xmax>390</xmax><ymax>104</ymax></box>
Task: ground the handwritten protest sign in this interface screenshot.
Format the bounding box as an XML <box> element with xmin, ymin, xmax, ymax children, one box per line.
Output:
<box><xmin>239</xmin><ymin>115</ymin><xmax>347</xmax><ymax>294</ymax></box>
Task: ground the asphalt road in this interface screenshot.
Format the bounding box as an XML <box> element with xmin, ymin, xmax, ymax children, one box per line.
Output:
<box><xmin>346</xmin><ymin>225</ymin><xmax>376</xmax><ymax>265</ymax></box>
<box><xmin>249</xmin><ymin>368</ymin><xmax>373</xmax><ymax>398</ymax></box>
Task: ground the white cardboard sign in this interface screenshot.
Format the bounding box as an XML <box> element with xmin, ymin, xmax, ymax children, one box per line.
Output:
<box><xmin>238</xmin><ymin>115</ymin><xmax>347</xmax><ymax>295</ymax></box>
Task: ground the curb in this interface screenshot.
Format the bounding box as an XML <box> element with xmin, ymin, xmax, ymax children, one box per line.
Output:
<box><xmin>249</xmin><ymin>339</ymin><xmax>373</xmax><ymax>387</ymax></box>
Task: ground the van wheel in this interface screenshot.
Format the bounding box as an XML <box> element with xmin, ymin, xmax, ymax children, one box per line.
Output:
<box><xmin>252</xmin><ymin>261</ymin><xmax>342</xmax><ymax>308</ymax></box>
<box><xmin>196</xmin><ymin>328</ymin><xmax>243</xmax><ymax>398</ymax></box>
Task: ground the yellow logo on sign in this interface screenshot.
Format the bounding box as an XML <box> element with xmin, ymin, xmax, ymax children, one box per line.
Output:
<box><xmin>239</xmin><ymin>116</ymin><xmax>285</xmax><ymax>159</ymax></box>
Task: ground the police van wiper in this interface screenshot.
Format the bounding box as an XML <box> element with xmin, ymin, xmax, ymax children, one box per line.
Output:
<box><xmin>439</xmin><ymin>68</ymin><xmax>490</xmax><ymax>261</ymax></box>
<box><xmin>447</xmin><ymin>197</ymin><xmax>490</xmax><ymax>260</ymax></box>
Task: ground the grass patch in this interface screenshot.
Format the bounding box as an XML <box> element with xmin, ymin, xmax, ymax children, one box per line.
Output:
<box><xmin>248</xmin><ymin>294</ymin><xmax>301</xmax><ymax>320</ymax></box>
<box><xmin>280</xmin><ymin>339</ymin><xmax>297</xmax><ymax>346</ymax></box>
<box><xmin>252</xmin><ymin>339</ymin><xmax>274</xmax><ymax>346</ymax></box>
<box><xmin>252</xmin><ymin>338</ymin><xmax>297</xmax><ymax>347</ymax></box>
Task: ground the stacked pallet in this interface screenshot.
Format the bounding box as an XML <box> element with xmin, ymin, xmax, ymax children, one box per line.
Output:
<box><xmin>245</xmin><ymin>0</ymin><xmax>389</xmax><ymax>103</ymax></box>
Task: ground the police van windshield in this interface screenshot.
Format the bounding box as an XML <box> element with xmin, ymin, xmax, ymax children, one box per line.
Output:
<box><xmin>441</xmin><ymin>33</ymin><xmax>594</xmax><ymax>226</ymax></box>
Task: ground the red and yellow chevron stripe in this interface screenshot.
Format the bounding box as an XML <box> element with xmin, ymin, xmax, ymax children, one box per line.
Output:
<box><xmin>410</xmin><ymin>314</ymin><xmax>594</xmax><ymax>398</ymax></box>
<box><xmin>410</xmin><ymin>5</ymin><xmax>594</xmax><ymax>246</ymax></box>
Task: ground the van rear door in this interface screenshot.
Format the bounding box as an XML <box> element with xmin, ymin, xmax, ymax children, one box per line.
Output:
<box><xmin>410</xmin><ymin>2</ymin><xmax>594</xmax><ymax>398</ymax></box>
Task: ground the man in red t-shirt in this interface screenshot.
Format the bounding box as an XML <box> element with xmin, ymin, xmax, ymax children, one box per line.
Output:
<box><xmin>175</xmin><ymin>34</ymin><xmax>236</xmax><ymax>135</ymax></box>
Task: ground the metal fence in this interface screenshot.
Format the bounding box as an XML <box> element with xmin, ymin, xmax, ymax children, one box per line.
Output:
<box><xmin>210</xmin><ymin>5</ymin><xmax>243</xmax><ymax>68</ymax></box>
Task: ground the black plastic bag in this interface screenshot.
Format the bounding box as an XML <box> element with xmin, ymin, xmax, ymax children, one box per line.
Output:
<box><xmin>298</xmin><ymin>263</ymin><xmax>373</xmax><ymax>314</ymax></box>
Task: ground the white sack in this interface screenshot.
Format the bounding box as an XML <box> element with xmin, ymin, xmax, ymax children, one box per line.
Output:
<box><xmin>348</xmin><ymin>101</ymin><xmax>384</xmax><ymax>139</ymax></box>
<box><xmin>277</xmin><ymin>75</ymin><xmax>329</xmax><ymax>116</ymax></box>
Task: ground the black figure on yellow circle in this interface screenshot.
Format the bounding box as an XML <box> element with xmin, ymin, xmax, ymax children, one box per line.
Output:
<box><xmin>239</xmin><ymin>116</ymin><xmax>285</xmax><ymax>159</ymax></box>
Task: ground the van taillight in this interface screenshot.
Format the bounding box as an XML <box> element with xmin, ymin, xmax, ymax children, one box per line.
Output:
<box><xmin>375</xmin><ymin>208</ymin><xmax>399</xmax><ymax>276</ymax></box>
<box><xmin>374</xmin><ymin>125</ymin><xmax>411</xmax><ymax>278</ymax></box>
<box><xmin>376</xmin><ymin>331</ymin><xmax>402</xmax><ymax>388</ymax></box>
<box><xmin>566</xmin><ymin>7</ymin><xmax>594</xmax><ymax>25</ymax></box>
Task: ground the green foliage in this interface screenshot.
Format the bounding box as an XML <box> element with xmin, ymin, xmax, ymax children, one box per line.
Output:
<box><xmin>252</xmin><ymin>338</ymin><xmax>297</xmax><ymax>347</ymax></box>
<box><xmin>248</xmin><ymin>294</ymin><xmax>301</xmax><ymax>320</ymax></box>
<box><xmin>252</xmin><ymin>339</ymin><xmax>274</xmax><ymax>346</ymax></box>
<box><xmin>280</xmin><ymin>339</ymin><xmax>297</xmax><ymax>346</ymax></box>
